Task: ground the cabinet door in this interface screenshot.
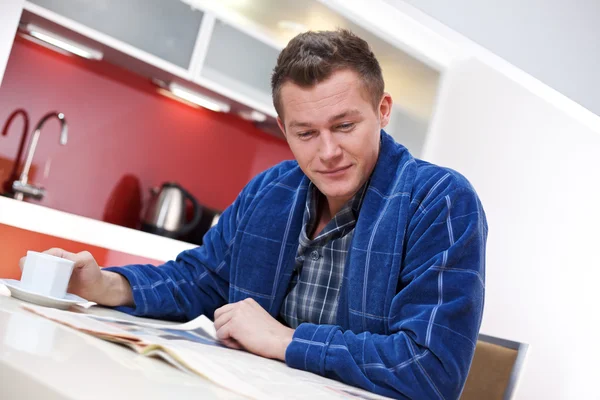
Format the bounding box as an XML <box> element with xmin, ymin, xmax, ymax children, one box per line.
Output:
<box><xmin>0</xmin><ymin>0</ymin><xmax>24</xmax><ymax>85</ymax></box>
<box><xmin>28</xmin><ymin>0</ymin><xmax>203</xmax><ymax>69</ymax></box>
<box><xmin>199</xmin><ymin>19</ymin><xmax>280</xmax><ymax>113</ymax></box>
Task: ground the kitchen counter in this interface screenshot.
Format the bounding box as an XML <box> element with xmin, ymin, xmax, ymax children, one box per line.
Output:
<box><xmin>0</xmin><ymin>196</ymin><xmax>196</xmax><ymax>262</ymax></box>
<box><xmin>0</xmin><ymin>295</ymin><xmax>244</xmax><ymax>400</ymax></box>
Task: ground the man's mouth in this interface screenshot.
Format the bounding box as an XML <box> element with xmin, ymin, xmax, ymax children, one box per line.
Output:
<box><xmin>319</xmin><ymin>165</ymin><xmax>352</xmax><ymax>175</ymax></box>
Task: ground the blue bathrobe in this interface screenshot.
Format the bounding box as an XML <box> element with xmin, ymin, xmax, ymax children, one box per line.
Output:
<box><xmin>107</xmin><ymin>130</ymin><xmax>487</xmax><ymax>399</ymax></box>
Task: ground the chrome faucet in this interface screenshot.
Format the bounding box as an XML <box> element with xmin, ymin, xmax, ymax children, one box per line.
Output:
<box><xmin>12</xmin><ymin>111</ymin><xmax>68</xmax><ymax>201</ymax></box>
<box><xmin>1</xmin><ymin>109</ymin><xmax>30</xmax><ymax>195</ymax></box>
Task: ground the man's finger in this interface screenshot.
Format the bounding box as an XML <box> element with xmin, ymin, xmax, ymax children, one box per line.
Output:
<box><xmin>44</xmin><ymin>248</ymin><xmax>77</xmax><ymax>261</ymax></box>
<box><xmin>213</xmin><ymin>302</ymin><xmax>236</xmax><ymax>321</ymax></box>
<box><xmin>73</xmin><ymin>251</ymin><xmax>95</xmax><ymax>269</ymax></box>
<box><xmin>216</xmin><ymin>319</ymin><xmax>234</xmax><ymax>341</ymax></box>
<box><xmin>221</xmin><ymin>338</ymin><xmax>242</xmax><ymax>350</ymax></box>
<box><xmin>18</xmin><ymin>257</ymin><xmax>26</xmax><ymax>271</ymax></box>
<box><xmin>20</xmin><ymin>248</ymin><xmax>75</xmax><ymax>271</ymax></box>
<box><xmin>213</xmin><ymin>308</ymin><xmax>234</xmax><ymax>331</ymax></box>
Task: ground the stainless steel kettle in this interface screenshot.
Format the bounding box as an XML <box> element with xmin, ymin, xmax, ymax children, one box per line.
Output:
<box><xmin>141</xmin><ymin>182</ymin><xmax>202</xmax><ymax>239</ymax></box>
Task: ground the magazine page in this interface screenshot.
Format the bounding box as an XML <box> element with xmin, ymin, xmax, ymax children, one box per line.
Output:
<box><xmin>23</xmin><ymin>305</ymin><xmax>391</xmax><ymax>400</ymax></box>
<box><xmin>78</xmin><ymin>307</ymin><xmax>218</xmax><ymax>337</ymax></box>
<box><xmin>24</xmin><ymin>304</ymin><xmax>143</xmax><ymax>341</ymax></box>
<box><xmin>158</xmin><ymin>338</ymin><xmax>389</xmax><ymax>400</ymax></box>
<box><xmin>92</xmin><ymin>311</ymin><xmax>217</xmax><ymax>335</ymax></box>
<box><xmin>23</xmin><ymin>304</ymin><xmax>217</xmax><ymax>342</ymax></box>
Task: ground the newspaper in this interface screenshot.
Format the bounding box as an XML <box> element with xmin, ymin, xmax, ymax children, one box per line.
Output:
<box><xmin>22</xmin><ymin>304</ymin><xmax>391</xmax><ymax>400</ymax></box>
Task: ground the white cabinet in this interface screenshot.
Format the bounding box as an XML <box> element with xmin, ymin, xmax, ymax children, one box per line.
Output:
<box><xmin>19</xmin><ymin>0</ymin><xmax>279</xmax><ymax>117</ymax></box>
<box><xmin>10</xmin><ymin>0</ymin><xmax>440</xmax><ymax>133</ymax></box>
<box><xmin>0</xmin><ymin>0</ymin><xmax>24</xmax><ymax>85</ymax></box>
<box><xmin>199</xmin><ymin>19</ymin><xmax>280</xmax><ymax>113</ymax></box>
<box><xmin>27</xmin><ymin>0</ymin><xmax>204</xmax><ymax>69</ymax></box>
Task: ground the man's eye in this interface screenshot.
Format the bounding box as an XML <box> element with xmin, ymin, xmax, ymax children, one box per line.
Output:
<box><xmin>337</xmin><ymin>123</ymin><xmax>355</xmax><ymax>131</ymax></box>
<box><xmin>298</xmin><ymin>131</ymin><xmax>314</xmax><ymax>139</ymax></box>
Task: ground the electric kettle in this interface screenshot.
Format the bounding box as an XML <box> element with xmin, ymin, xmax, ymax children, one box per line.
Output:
<box><xmin>141</xmin><ymin>182</ymin><xmax>202</xmax><ymax>239</ymax></box>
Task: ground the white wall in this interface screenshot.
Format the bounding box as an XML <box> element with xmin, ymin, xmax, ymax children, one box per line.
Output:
<box><xmin>385</xmin><ymin>105</ymin><xmax>428</xmax><ymax>158</ymax></box>
<box><xmin>0</xmin><ymin>0</ymin><xmax>24</xmax><ymax>85</ymax></box>
<box><xmin>423</xmin><ymin>57</ymin><xmax>600</xmax><ymax>399</ymax></box>
<box><xmin>385</xmin><ymin>0</ymin><xmax>600</xmax><ymax>117</ymax></box>
<box><xmin>311</xmin><ymin>2</ymin><xmax>600</xmax><ymax>397</ymax></box>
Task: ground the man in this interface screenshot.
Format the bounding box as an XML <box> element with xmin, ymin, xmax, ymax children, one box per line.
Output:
<box><xmin>26</xmin><ymin>30</ymin><xmax>487</xmax><ymax>399</ymax></box>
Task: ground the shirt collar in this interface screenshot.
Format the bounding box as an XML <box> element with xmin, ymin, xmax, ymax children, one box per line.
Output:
<box><xmin>301</xmin><ymin>180</ymin><xmax>369</xmax><ymax>245</ymax></box>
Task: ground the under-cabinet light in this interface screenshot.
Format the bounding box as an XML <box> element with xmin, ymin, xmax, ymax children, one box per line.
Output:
<box><xmin>238</xmin><ymin>110</ymin><xmax>267</xmax><ymax>122</ymax></box>
<box><xmin>22</xmin><ymin>24</ymin><xmax>103</xmax><ymax>60</ymax></box>
<box><xmin>156</xmin><ymin>88</ymin><xmax>201</xmax><ymax>109</ymax></box>
<box><xmin>167</xmin><ymin>83</ymin><xmax>231</xmax><ymax>113</ymax></box>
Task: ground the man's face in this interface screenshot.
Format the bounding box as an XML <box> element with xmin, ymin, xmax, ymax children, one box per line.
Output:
<box><xmin>277</xmin><ymin>69</ymin><xmax>392</xmax><ymax>208</ymax></box>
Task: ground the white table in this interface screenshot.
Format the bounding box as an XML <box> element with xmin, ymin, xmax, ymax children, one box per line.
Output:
<box><xmin>0</xmin><ymin>295</ymin><xmax>245</xmax><ymax>400</ymax></box>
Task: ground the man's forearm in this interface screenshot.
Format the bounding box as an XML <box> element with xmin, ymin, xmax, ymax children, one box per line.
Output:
<box><xmin>100</xmin><ymin>270</ymin><xmax>134</xmax><ymax>307</ymax></box>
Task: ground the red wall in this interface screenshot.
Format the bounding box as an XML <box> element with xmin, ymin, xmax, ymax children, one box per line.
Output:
<box><xmin>0</xmin><ymin>223</ymin><xmax>161</xmax><ymax>280</ymax></box>
<box><xmin>0</xmin><ymin>37</ymin><xmax>293</xmax><ymax>227</ymax></box>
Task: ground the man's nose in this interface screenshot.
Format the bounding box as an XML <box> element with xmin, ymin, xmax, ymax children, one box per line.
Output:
<box><xmin>319</xmin><ymin>131</ymin><xmax>343</xmax><ymax>163</ymax></box>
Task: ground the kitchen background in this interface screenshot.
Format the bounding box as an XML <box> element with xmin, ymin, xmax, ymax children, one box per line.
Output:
<box><xmin>0</xmin><ymin>36</ymin><xmax>293</xmax><ymax>227</ymax></box>
<box><xmin>2</xmin><ymin>1</ymin><xmax>600</xmax><ymax>398</ymax></box>
<box><xmin>0</xmin><ymin>0</ymin><xmax>439</xmax><ymax>241</ymax></box>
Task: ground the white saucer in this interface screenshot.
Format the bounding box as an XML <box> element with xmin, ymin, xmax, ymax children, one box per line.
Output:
<box><xmin>0</xmin><ymin>279</ymin><xmax>89</xmax><ymax>310</ymax></box>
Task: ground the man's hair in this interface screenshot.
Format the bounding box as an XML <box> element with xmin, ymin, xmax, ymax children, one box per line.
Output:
<box><xmin>271</xmin><ymin>29</ymin><xmax>384</xmax><ymax>119</ymax></box>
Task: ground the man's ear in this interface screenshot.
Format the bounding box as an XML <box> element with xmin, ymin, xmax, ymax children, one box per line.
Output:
<box><xmin>277</xmin><ymin>117</ymin><xmax>287</xmax><ymax>138</ymax></box>
<box><xmin>379</xmin><ymin>93</ymin><xmax>393</xmax><ymax>128</ymax></box>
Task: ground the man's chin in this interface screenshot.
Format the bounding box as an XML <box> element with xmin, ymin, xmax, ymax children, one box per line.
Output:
<box><xmin>320</xmin><ymin>186</ymin><xmax>359</xmax><ymax>202</ymax></box>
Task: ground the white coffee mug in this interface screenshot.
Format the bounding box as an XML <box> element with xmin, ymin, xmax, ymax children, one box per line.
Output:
<box><xmin>20</xmin><ymin>251</ymin><xmax>75</xmax><ymax>298</ymax></box>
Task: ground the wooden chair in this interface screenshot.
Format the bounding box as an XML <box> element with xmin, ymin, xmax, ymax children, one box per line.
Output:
<box><xmin>460</xmin><ymin>334</ymin><xmax>528</xmax><ymax>400</ymax></box>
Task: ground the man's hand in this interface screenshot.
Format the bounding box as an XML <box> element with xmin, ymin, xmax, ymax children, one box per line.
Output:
<box><xmin>19</xmin><ymin>248</ymin><xmax>133</xmax><ymax>307</ymax></box>
<box><xmin>214</xmin><ymin>298</ymin><xmax>294</xmax><ymax>361</ymax></box>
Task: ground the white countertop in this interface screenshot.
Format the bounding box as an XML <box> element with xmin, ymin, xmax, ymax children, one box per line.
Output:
<box><xmin>0</xmin><ymin>196</ymin><xmax>196</xmax><ymax>262</ymax></box>
<box><xmin>0</xmin><ymin>295</ymin><xmax>244</xmax><ymax>400</ymax></box>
